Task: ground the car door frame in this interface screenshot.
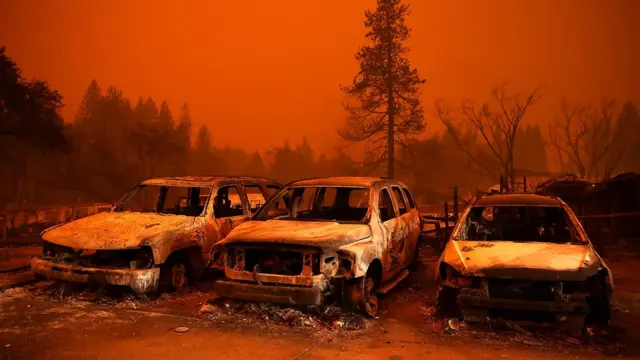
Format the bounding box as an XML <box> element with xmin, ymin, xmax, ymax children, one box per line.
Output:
<box><xmin>376</xmin><ymin>185</ymin><xmax>401</xmax><ymax>282</ymax></box>
<box><xmin>263</xmin><ymin>181</ymin><xmax>284</xmax><ymax>201</ymax></box>
<box><xmin>203</xmin><ymin>180</ymin><xmax>250</xmax><ymax>259</ymax></box>
<box><xmin>391</xmin><ymin>185</ymin><xmax>421</xmax><ymax>270</ymax></box>
<box><xmin>238</xmin><ymin>180</ymin><xmax>272</xmax><ymax>217</ymax></box>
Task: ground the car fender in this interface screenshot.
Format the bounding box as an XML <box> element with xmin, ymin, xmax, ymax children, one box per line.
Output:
<box><xmin>338</xmin><ymin>238</ymin><xmax>380</xmax><ymax>278</ymax></box>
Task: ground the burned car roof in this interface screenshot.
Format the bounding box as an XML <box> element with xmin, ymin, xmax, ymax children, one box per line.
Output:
<box><xmin>142</xmin><ymin>176</ymin><xmax>280</xmax><ymax>187</ymax></box>
<box><xmin>289</xmin><ymin>176</ymin><xmax>405</xmax><ymax>188</ymax></box>
<box><xmin>473</xmin><ymin>193</ymin><xmax>561</xmax><ymax>207</ymax></box>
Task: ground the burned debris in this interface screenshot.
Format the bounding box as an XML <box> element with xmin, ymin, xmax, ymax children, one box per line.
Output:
<box><xmin>2</xmin><ymin>173</ymin><xmax>623</xmax><ymax>357</ymax></box>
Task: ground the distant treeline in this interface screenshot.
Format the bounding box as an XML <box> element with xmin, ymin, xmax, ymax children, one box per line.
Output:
<box><xmin>2</xmin><ymin>46</ymin><xmax>639</xmax><ymax>209</ymax></box>
<box><xmin>0</xmin><ymin>80</ymin><xmax>549</xmax><ymax>206</ymax></box>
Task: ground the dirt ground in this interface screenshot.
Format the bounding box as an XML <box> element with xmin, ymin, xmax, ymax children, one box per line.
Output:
<box><xmin>1</xmin><ymin>244</ymin><xmax>639</xmax><ymax>360</ymax></box>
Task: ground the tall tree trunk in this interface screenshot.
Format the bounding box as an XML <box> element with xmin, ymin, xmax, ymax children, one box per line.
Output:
<box><xmin>386</xmin><ymin>19</ymin><xmax>395</xmax><ymax>179</ymax></box>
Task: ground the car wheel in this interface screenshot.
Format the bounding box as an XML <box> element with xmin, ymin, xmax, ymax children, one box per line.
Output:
<box><xmin>160</xmin><ymin>260</ymin><xmax>188</xmax><ymax>293</ymax></box>
<box><xmin>345</xmin><ymin>271</ymin><xmax>379</xmax><ymax>317</ymax></box>
<box><xmin>436</xmin><ymin>285</ymin><xmax>460</xmax><ymax>317</ymax></box>
<box><xmin>586</xmin><ymin>294</ymin><xmax>611</xmax><ymax>327</ymax></box>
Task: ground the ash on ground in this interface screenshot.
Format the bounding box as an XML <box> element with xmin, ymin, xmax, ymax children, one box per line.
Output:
<box><xmin>15</xmin><ymin>280</ymin><xmax>201</xmax><ymax>309</ymax></box>
<box><xmin>417</xmin><ymin>301</ymin><xmax>627</xmax><ymax>357</ymax></box>
<box><xmin>199</xmin><ymin>298</ymin><xmax>371</xmax><ymax>336</ymax></box>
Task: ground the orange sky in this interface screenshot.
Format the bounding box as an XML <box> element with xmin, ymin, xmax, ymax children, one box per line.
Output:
<box><xmin>2</xmin><ymin>0</ymin><xmax>639</xmax><ymax>156</ymax></box>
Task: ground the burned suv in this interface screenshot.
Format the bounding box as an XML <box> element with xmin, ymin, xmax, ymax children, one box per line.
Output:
<box><xmin>215</xmin><ymin>177</ymin><xmax>421</xmax><ymax>316</ymax></box>
<box><xmin>435</xmin><ymin>193</ymin><xmax>613</xmax><ymax>330</ymax></box>
<box><xmin>31</xmin><ymin>176</ymin><xmax>282</xmax><ymax>294</ymax></box>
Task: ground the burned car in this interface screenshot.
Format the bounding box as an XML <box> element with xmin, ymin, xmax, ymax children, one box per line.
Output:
<box><xmin>435</xmin><ymin>193</ymin><xmax>613</xmax><ymax>330</ymax></box>
<box><xmin>31</xmin><ymin>176</ymin><xmax>282</xmax><ymax>294</ymax></box>
<box><xmin>214</xmin><ymin>177</ymin><xmax>421</xmax><ymax>316</ymax></box>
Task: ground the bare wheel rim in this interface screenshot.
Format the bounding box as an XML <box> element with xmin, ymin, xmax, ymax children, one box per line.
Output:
<box><xmin>363</xmin><ymin>276</ymin><xmax>378</xmax><ymax>316</ymax></box>
<box><xmin>171</xmin><ymin>263</ymin><xmax>187</xmax><ymax>290</ymax></box>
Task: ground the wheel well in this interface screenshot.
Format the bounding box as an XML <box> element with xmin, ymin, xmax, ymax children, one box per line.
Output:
<box><xmin>166</xmin><ymin>246</ymin><xmax>204</xmax><ymax>278</ymax></box>
<box><xmin>366</xmin><ymin>259</ymin><xmax>383</xmax><ymax>289</ymax></box>
<box><xmin>439</xmin><ymin>262</ymin><xmax>448</xmax><ymax>280</ymax></box>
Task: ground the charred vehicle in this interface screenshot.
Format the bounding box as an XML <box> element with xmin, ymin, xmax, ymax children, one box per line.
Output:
<box><xmin>214</xmin><ymin>177</ymin><xmax>421</xmax><ymax>316</ymax></box>
<box><xmin>31</xmin><ymin>176</ymin><xmax>282</xmax><ymax>294</ymax></box>
<box><xmin>435</xmin><ymin>193</ymin><xmax>613</xmax><ymax>330</ymax></box>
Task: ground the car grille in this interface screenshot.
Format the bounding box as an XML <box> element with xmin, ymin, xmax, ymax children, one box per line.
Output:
<box><xmin>488</xmin><ymin>279</ymin><xmax>557</xmax><ymax>301</ymax></box>
<box><xmin>229</xmin><ymin>245</ymin><xmax>320</xmax><ymax>276</ymax></box>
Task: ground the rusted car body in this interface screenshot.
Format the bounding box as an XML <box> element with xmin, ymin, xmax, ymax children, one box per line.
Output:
<box><xmin>31</xmin><ymin>176</ymin><xmax>282</xmax><ymax>294</ymax></box>
<box><xmin>215</xmin><ymin>177</ymin><xmax>422</xmax><ymax>316</ymax></box>
<box><xmin>435</xmin><ymin>193</ymin><xmax>614</xmax><ymax>330</ymax></box>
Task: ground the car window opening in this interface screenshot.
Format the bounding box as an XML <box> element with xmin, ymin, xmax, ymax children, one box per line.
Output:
<box><xmin>455</xmin><ymin>205</ymin><xmax>584</xmax><ymax>244</ymax></box>
<box><xmin>254</xmin><ymin>186</ymin><xmax>370</xmax><ymax>223</ymax></box>
<box><xmin>114</xmin><ymin>185</ymin><xmax>211</xmax><ymax>216</ymax></box>
<box><xmin>214</xmin><ymin>185</ymin><xmax>244</xmax><ymax>218</ymax></box>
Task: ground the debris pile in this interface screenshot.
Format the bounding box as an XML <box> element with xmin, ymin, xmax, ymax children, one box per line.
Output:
<box><xmin>417</xmin><ymin>308</ymin><xmax>627</xmax><ymax>356</ymax></box>
<box><xmin>19</xmin><ymin>281</ymin><xmax>150</xmax><ymax>309</ymax></box>
<box><xmin>199</xmin><ymin>298</ymin><xmax>371</xmax><ymax>335</ymax></box>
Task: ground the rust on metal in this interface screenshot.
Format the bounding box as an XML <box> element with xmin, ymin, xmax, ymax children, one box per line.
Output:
<box><xmin>435</xmin><ymin>192</ymin><xmax>613</xmax><ymax>328</ymax></box>
<box><xmin>31</xmin><ymin>176</ymin><xmax>283</xmax><ymax>293</ymax></box>
<box><xmin>215</xmin><ymin>176</ymin><xmax>421</xmax><ymax>314</ymax></box>
<box><xmin>31</xmin><ymin>257</ymin><xmax>160</xmax><ymax>294</ymax></box>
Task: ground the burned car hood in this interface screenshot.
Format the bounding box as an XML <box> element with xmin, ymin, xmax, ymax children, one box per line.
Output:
<box><xmin>218</xmin><ymin>220</ymin><xmax>371</xmax><ymax>250</ymax></box>
<box><xmin>42</xmin><ymin>212</ymin><xmax>197</xmax><ymax>250</ymax></box>
<box><xmin>444</xmin><ymin>240</ymin><xmax>604</xmax><ymax>281</ymax></box>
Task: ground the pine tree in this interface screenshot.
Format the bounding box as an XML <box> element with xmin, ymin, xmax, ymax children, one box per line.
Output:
<box><xmin>269</xmin><ymin>141</ymin><xmax>295</xmax><ymax>182</ymax></box>
<box><xmin>316</xmin><ymin>153</ymin><xmax>331</xmax><ymax>177</ymax></box>
<box><xmin>75</xmin><ymin>79</ymin><xmax>101</xmax><ymax>124</ymax></box>
<box><xmin>245</xmin><ymin>151</ymin><xmax>267</xmax><ymax>177</ymax></box>
<box><xmin>131</xmin><ymin>97</ymin><xmax>160</xmax><ymax>178</ymax></box>
<box><xmin>195</xmin><ymin>124</ymin><xmax>212</xmax><ymax>154</ymax></box>
<box><xmin>191</xmin><ymin>124</ymin><xmax>216</xmax><ymax>175</ymax></box>
<box><xmin>157</xmin><ymin>100</ymin><xmax>174</xmax><ymax>129</ymax></box>
<box><xmin>340</xmin><ymin>0</ymin><xmax>425</xmax><ymax>178</ymax></box>
<box><xmin>177</xmin><ymin>103</ymin><xmax>193</xmax><ymax>147</ymax></box>
<box><xmin>0</xmin><ymin>47</ymin><xmax>70</xmax><ymax>207</ymax></box>
<box><xmin>294</xmin><ymin>137</ymin><xmax>315</xmax><ymax>178</ymax></box>
<box><xmin>174</xmin><ymin>103</ymin><xmax>193</xmax><ymax>175</ymax></box>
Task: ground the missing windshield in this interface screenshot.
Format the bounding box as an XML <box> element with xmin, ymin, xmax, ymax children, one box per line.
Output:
<box><xmin>454</xmin><ymin>205</ymin><xmax>584</xmax><ymax>244</ymax></box>
<box><xmin>114</xmin><ymin>185</ymin><xmax>212</xmax><ymax>216</ymax></box>
<box><xmin>255</xmin><ymin>186</ymin><xmax>370</xmax><ymax>223</ymax></box>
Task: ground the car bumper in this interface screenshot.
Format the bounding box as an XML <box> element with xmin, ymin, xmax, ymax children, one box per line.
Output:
<box><xmin>458</xmin><ymin>293</ymin><xmax>589</xmax><ymax>314</ymax></box>
<box><xmin>31</xmin><ymin>257</ymin><xmax>160</xmax><ymax>294</ymax></box>
<box><xmin>215</xmin><ymin>280</ymin><xmax>325</xmax><ymax>306</ymax></box>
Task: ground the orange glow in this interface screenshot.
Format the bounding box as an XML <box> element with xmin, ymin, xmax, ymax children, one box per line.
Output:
<box><xmin>1</xmin><ymin>0</ymin><xmax>638</xmax><ymax>155</ymax></box>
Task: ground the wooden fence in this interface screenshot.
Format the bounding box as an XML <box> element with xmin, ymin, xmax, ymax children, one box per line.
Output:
<box><xmin>1</xmin><ymin>203</ymin><xmax>113</xmax><ymax>242</ymax></box>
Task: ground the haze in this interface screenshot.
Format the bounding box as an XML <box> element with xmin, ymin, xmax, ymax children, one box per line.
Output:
<box><xmin>1</xmin><ymin>0</ymin><xmax>639</xmax><ymax>155</ymax></box>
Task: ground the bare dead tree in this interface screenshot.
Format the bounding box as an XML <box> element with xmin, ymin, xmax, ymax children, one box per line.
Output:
<box><xmin>548</xmin><ymin>98</ymin><xmax>628</xmax><ymax>181</ymax></box>
<box><xmin>436</xmin><ymin>84</ymin><xmax>541</xmax><ymax>188</ymax></box>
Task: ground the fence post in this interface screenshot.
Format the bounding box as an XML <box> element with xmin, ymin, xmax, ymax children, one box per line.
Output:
<box><xmin>444</xmin><ymin>201</ymin><xmax>449</xmax><ymax>228</ymax></box>
<box><xmin>523</xmin><ymin>176</ymin><xmax>527</xmax><ymax>192</ymax></box>
<box><xmin>453</xmin><ymin>186</ymin><xmax>459</xmax><ymax>222</ymax></box>
<box><xmin>499</xmin><ymin>175</ymin><xmax>504</xmax><ymax>193</ymax></box>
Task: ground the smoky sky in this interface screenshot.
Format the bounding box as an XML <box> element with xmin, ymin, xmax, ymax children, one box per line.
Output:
<box><xmin>1</xmin><ymin>0</ymin><xmax>638</xmax><ymax>155</ymax></box>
